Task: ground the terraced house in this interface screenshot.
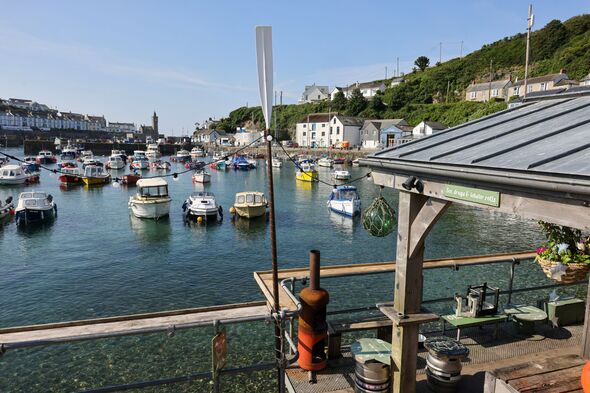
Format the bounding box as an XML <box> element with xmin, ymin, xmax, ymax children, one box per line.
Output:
<box><xmin>465</xmin><ymin>79</ymin><xmax>512</xmax><ymax>102</ymax></box>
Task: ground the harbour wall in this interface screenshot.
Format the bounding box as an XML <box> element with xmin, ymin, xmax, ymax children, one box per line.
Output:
<box><xmin>23</xmin><ymin>139</ymin><xmax>193</xmax><ymax>156</ymax></box>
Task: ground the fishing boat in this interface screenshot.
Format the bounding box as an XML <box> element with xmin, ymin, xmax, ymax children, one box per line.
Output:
<box><xmin>185</xmin><ymin>161</ymin><xmax>206</xmax><ymax>170</ymax></box>
<box><xmin>81</xmin><ymin>165</ymin><xmax>111</xmax><ymax>186</ymax></box>
<box><xmin>24</xmin><ymin>156</ymin><xmax>37</xmax><ymax>165</ymax></box>
<box><xmin>131</xmin><ymin>155</ymin><xmax>149</xmax><ymax>170</ymax></box>
<box><xmin>231</xmin><ymin>155</ymin><xmax>251</xmax><ymax>170</ymax></box>
<box><xmin>295</xmin><ymin>160</ymin><xmax>319</xmax><ymax>182</ymax></box>
<box><xmin>192</xmin><ymin>170</ymin><xmax>211</xmax><ymax>183</ymax></box>
<box><xmin>58</xmin><ymin>166</ymin><xmax>84</xmax><ymax>185</ymax></box>
<box><xmin>182</xmin><ymin>192</ymin><xmax>222</xmax><ymax>222</ymax></box>
<box><xmin>175</xmin><ymin>149</ymin><xmax>191</xmax><ymax>162</ymax></box>
<box><xmin>59</xmin><ymin>146</ymin><xmax>78</xmax><ymax>167</ymax></box>
<box><xmin>36</xmin><ymin>150</ymin><xmax>57</xmax><ymax>164</ymax></box>
<box><xmin>0</xmin><ymin>165</ymin><xmax>38</xmax><ymax>185</ymax></box>
<box><xmin>0</xmin><ymin>196</ymin><xmax>14</xmax><ymax>220</ymax></box>
<box><xmin>327</xmin><ymin>185</ymin><xmax>361</xmax><ymax>217</ymax></box>
<box><xmin>212</xmin><ymin>151</ymin><xmax>227</xmax><ymax>161</ymax></box>
<box><xmin>80</xmin><ymin>150</ymin><xmax>94</xmax><ymax>162</ymax></box>
<box><xmin>145</xmin><ymin>143</ymin><xmax>161</xmax><ymax>160</ymax></box>
<box><xmin>190</xmin><ymin>147</ymin><xmax>205</xmax><ymax>159</ymax></box>
<box><xmin>105</xmin><ymin>156</ymin><xmax>125</xmax><ymax>170</ymax></box>
<box><xmin>318</xmin><ymin>157</ymin><xmax>334</xmax><ymax>168</ymax></box>
<box><xmin>333</xmin><ymin>170</ymin><xmax>351</xmax><ymax>180</ymax></box>
<box><xmin>232</xmin><ymin>191</ymin><xmax>267</xmax><ymax>218</ymax></box>
<box><xmin>209</xmin><ymin>160</ymin><xmax>227</xmax><ymax>170</ymax></box>
<box><xmin>128</xmin><ymin>178</ymin><xmax>171</xmax><ymax>219</ymax></box>
<box><xmin>150</xmin><ymin>160</ymin><xmax>171</xmax><ymax>171</ymax></box>
<box><xmin>122</xmin><ymin>172</ymin><xmax>141</xmax><ymax>186</ymax></box>
<box><xmin>82</xmin><ymin>158</ymin><xmax>104</xmax><ymax>168</ymax></box>
<box><xmin>111</xmin><ymin>150</ymin><xmax>128</xmax><ymax>163</ymax></box>
<box><xmin>14</xmin><ymin>191</ymin><xmax>57</xmax><ymax>226</ymax></box>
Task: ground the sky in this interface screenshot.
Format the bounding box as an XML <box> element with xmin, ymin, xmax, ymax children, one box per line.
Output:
<box><xmin>1</xmin><ymin>1</ymin><xmax>588</xmax><ymax>135</ymax></box>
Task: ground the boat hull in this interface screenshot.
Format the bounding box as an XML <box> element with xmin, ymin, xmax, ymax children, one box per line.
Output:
<box><xmin>15</xmin><ymin>206</ymin><xmax>56</xmax><ymax>226</ymax></box>
<box><xmin>328</xmin><ymin>200</ymin><xmax>361</xmax><ymax>217</ymax></box>
<box><xmin>186</xmin><ymin>208</ymin><xmax>219</xmax><ymax>222</ymax></box>
<box><xmin>296</xmin><ymin>170</ymin><xmax>318</xmax><ymax>182</ymax></box>
<box><xmin>129</xmin><ymin>199</ymin><xmax>171</xmax><ymax>219</ymax></box>
<box><xmin>234</xmin><ymin>205</ymin><xmax>266</xmax><ymax>219</ymax></box>
<box><xmin>0</xmin><ymin>177</ymin><xmax>28</xmax><ymax>185</ymax></box>
<box><xmin>192</xmin><ymin>173</ymin><xmax>211</xmax><ymax>183</ymax></box>
<box><xmin>82</xmin><ymin>176</ymin><xmax>110</xmax><ymax>186</ymax></box>
<box><xmin>58</xmin><ymin>175</ymin><xmax>83</xmax><ymax>184</ymax></box>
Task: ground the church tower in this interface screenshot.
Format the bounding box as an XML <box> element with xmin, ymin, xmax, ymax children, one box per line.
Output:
<box><xmin>152</xmin><ymin>111</ymin><xmax>159</xmax><ymax>133</ymax></box>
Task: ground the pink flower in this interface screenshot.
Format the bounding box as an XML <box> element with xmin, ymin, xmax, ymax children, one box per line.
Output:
<box><xmin>536</xmin><ymin>247</ymin><xmax>547</xmax><ymax>254</ymax></box>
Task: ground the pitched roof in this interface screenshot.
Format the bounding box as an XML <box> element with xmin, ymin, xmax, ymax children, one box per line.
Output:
<box><xmin>334</xmin><ymin>115</ymin><xmax>364</xmax><ymax>126</ymax></box>
<box><xmin>302</xmin><ymin>85</ymin><xmax>329</xmax><ymax>95</ymax></box>
<box><xmin>366</xmin><ymin>93</ymin><xmax>590</xmax><ymax>181</ymax></box>
<box><xmin>511</xmin><ymin>73</ymin><xmax>568</xmax><ymax>87</ymax></box>
<box><xmin>466</xmin><ymin>79</ymin><xmax>512</xmax><ymax>93</ymax></box>
<box><xmin>555</xmin><ymin>79</ymin><xmax>580</xmax><ymax>87</ymax></box>
<box><xmin>421</xmin><ymin>121</ymin><xmax>447</xmax><ymax>130</ymax></box>
<box><xmin>362</xmin><ymin>119</ymin><xmax>408</xmax><ymax>131</ymax></box>
<box><xmin>298</xmin><ymin>113</ymin><xmax>337</xmax><ymax>123</ymax></box>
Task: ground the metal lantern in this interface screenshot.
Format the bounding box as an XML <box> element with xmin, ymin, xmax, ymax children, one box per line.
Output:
<box><xmin>362</xmin><ymin>195</ymin><xmax>396</xmax><ymax>237</ymax></box>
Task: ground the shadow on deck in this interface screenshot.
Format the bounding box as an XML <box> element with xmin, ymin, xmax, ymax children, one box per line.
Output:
<box><xmin>285</xmin><ymin>323</ymin><xmax>583</xmax><ymax>393</ymax></box>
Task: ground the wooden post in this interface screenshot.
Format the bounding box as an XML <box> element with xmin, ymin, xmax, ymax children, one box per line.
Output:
<box><xmin>391</xmin><ymin>192</ymin><xmax>450</xmax><ymax>393</ymax></box>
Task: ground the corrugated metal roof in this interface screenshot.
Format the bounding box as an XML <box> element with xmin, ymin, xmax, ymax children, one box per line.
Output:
<box><xmin>369</xmin><ymin>95</ymin><xmax>590</xmax><ymax>178</ymax></box>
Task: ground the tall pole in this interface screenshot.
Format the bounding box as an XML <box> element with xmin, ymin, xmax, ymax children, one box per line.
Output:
<box><xmin>524</xmin><ymin>4</ymin><xmax>534</xmax><ymax>99</ymax></box>
<box><xmin>256</xmin><ymin>26</ymin><xmax>282</xmax><ymax>391</ymax></box>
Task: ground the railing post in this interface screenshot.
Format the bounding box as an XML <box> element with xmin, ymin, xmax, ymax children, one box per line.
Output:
<box><xmin>507</xmin><ymin>258</ymin><xmax>520</xmax><ymax>305</ymax></box>
<box><xmin>289</xmin><ymin>278</ymin><xmax>296</xmax><ymax>355</ymax></box>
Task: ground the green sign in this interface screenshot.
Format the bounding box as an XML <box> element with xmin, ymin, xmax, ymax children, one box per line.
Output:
<box><xmin>443</xmin><ymin>184</ymin><xmax>500</xmax><ymax>207</ymax></box>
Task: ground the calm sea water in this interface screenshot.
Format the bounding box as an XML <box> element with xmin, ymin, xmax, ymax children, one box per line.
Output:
<box><xmin>0</xmin><ymin>147</ymin><xmax>574</xmax><ymax>392</ymax></box>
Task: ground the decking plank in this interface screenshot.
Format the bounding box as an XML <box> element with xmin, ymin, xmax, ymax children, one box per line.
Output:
<box><xmin>508</xmin><ymin>365</ymin><xmax>583</xmax><ymax>392</ymax></box>
<box><xmin>494</xmin><ymin>354</ymin><xmax>585</xmax><ymax>381</ymax></box>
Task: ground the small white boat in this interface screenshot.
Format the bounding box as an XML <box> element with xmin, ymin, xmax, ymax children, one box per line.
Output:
<box><xmin>247</xmin><ymin>158</ymin><xmax>257</xmax><ymax>168</ymax></box>
<box><xmin>111</xmin><ymin>150</ymin><xmax>128</xmax><ymax>163</ymax></box>
<box><xmin>80</xmin><ymin>150</ymin><xmax>94</xmax><ymax>161</ymax></box>
<box><xmin>15</xmin><ymin>191</ymin><xmax>57</xmax><ymax>226</ymax></box>
<box><xmin>333</xmin><ymin>170</ymin><xmax>351</xmax><ymax>180</ymax></box>
<box><xmin>352</xmin><ymin>159</ymin><xmax>360</xmax><ymax>167</ymax></box>
<box><xmin>327</xmin><ymin>186</ymin><xmax>361</xmax><ymax>217</ymax></box>
<box><xmin>106</xmin><ymin>156</ymin><xmax>125</xmax><ymax>170</ymax></box>
<box><xmin>131</xmin><ymin>152</ymin><xmax>149</xmax><ymax>170</ymax></box>
<box><xmin>146</xmin><ymin>144</ymin><xmax>161</xmax><ymax>160</ymax></box>
<box><xmin>269</xmin><ymin>157</ymin><xmax>283</xmax><ymax>168</ymax></box>
<box><xmin>0</xmin><ymin>165</ymin><xmax>36</xmax><ymax>185</ymax></box>
<box><xmin>128</xmin><ymin>178</ymin><xmax>172</xmax><ymax>219</ymax></box>
<box><xmin>318</xmin><ymin>157</ymin><xmax>334</xmax><ymax>168</ymax></box>
<box><xmin>36</xmin><ymin>150</ymin><xmax>57</xmax><ymax>164</ymax></box>
<box><xmin>192</xmin><ymin>170</ymin><xmax>211</xmax><ymax>183</ymax></box>
<box><xmin>176</xmin><ymin>149</ymin><xmax>191</xmax><ymax>162</ymax></box>
<box><xmin>232</xmin><ymin>191</ymin><xmax>267</xmax><ymax>219</ymax></box>
<box><xmin>150</xmin><ymin>160</ymin><xmax>171</xmax><ymax>171</ymax></box>
<box><xmin>190</xmin><ymin>147</ymin><xmax>205</xmax><ymax>159</ymax></box>
<box><xmin>82</xmin><ymin>158</ymin><xmax>103</xmax><ymax>168</ymax></box>
<box><xmin>182</xmin><ymin>192</ymin><xmax>222</xmax><ymax>222</ymax></box>
<box><xmin>0</xmin><ymin>196</ymin><xmax>14</xmax><ymax>220</ymax></box>
<box><xmin>213</xmin><ymin>151</ymin><xmax>227</xmax><ymax>161</ymax></box>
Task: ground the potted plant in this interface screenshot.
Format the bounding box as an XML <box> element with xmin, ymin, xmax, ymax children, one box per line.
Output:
<box><xmin>536</xmin><ymin>221</ymin><xmax>590</xmax><ymax>284</ymax></box>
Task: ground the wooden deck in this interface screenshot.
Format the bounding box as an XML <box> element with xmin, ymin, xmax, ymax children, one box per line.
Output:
<box><xmin>254</xmin><ymin>251</ymin><xmax>535</xmax><ymax>311</ymax></box>
<box><xmin>0</xmin><ymin>301</ymin><xmax>268</xmax><ymax>350</ymax></box>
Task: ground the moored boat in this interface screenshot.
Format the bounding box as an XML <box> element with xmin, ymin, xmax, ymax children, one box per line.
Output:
<box><xmin>192</xmin><ymin>170</ymin><xmax>211</xmax><ymax>183</ymax></box>
<box><xmin>14</xmin><ymin>191</ymin><xmax>57</xmax><ymax>226</ymax></box>
<box><xmin>190</xmin><ymin>147</ymin><xmax>205</xmax><ymax>159</ymax></box>
<box><xmin>122</xmin><ymin>172</ymin><xmax>141</xmax><ymax>186</ymax></box>
<box><xmin>175</xmin><ymin>149</ymin><xmax>191</xmax><ymax>162</ymax></box>
<box><xmin>106</xmin><ymin>156</ymin><xmax>125</xmax><ymax>170</ymax></box>
<box><xmin>295</xmin><ymin>160</ymin><xmax>319</xmax><ymax>182</ymax></box>
<box><xmin>0</xmin><ymin>165</ymin><xmax>38</xmax><ymax>185</ymax></box>
<box><xmin>82</xmin><ymin>158</ymin><xmax>104</xmax><ymax>169</ymax></box>
<box><xmin>271</xmin><ymin>157</ymin><xmax>283</xmax><ymax>168</ymax></box>
<box><xmin>145</xmin><ymin>144</ymin><xmax>161</xmax><ymax>160</ymax></box>
<box><xmin>111</xmin><ymin>150</ymin><xmax>128</xmax><ymax>163</ymax></box>
<box><xmin>182</xmin><ymin>192</ymin><xmax>222</xmax><ymax>222</ymax></box>
<box><xmin>128</xmin><ymin>178</ymin><xmax>171</xmax><ymax>219</ymax></box>
<box><xmin>0</xmin><ymin>196</ymin><xmax>14</xmax><ymax>220</ymax></box>
<box><xmin>232</xmin><ymin>191</ymin><xmax>267</xmax><ymax>219</ymax></box>
<box><xmin>81</xmin><ymin>165</ymin><xmax>111</xmax><ymax>186</ymax></box>
<box><xmin>327</xmin><ymin>185</ymin><xmax>361</xmax><ymax>217</ymax></box>
<box><xmin>58</xmin><ymin>166</ymin><xmax>84</xmax><ymax>185</ymax></box>
<box><xmin>231</xmin><ymin>155</ymin><xmax>251</xmax><ymax>170</ymax></box>
<box><xmin>333</xmin><ymin>170</ymin><xmax>351</xmax><ymax>180</ymax></box>
<box><xmin>150</xmin><ymin>160</ymin><xmax>171</xmax><ymax>171</ymax></box>
<box><xmin>130</xmin><ymin>152</ymin><xmax>149</xmax><ymax>170</ymax></box>
<box><xmin>318</xmin><ymin>157</ymin><xmax>334</xmax><ymax>168</ymax></box>
<box><xmin>79</xmin><ymin>150</ymin><xmax>94</xmax><ymax>162</ymax></box>
<box><xmin>333</xmin><ymin>157</ymin><xmax>345</xmax><ymax>165</ymax></box>
<box><xmin>36</xmin><ymin>150</ymin><xmax>57</xmax><ymax>164</ymax></box>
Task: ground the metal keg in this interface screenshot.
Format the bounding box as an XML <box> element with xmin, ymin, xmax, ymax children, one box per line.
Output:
<box><xmin>423</xmin><ymin>336</ymin><xmax>469</xmax><ymax>393</ymax></box>
<box><xmin>351</xmin><ymin>338</ymin><xmax>391</xmax><ymax>393</ymax></box>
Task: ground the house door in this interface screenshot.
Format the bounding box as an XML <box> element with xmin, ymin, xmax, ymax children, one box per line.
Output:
<box><xmin>387</xmin><ymin>134</ymin><xmax>396</xmax><ymax>147</ymax></box>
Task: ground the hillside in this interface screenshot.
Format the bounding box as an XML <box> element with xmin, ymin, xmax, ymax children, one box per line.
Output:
<box><xmin>210</xmin><ymin>14</ymin><xmax>590</xmax><ymax>136</ymax></box>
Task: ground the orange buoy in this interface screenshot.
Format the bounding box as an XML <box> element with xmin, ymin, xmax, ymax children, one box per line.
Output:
<box><xmin>582</xmin><ymin>361</ymin><xmax>590</xmax><ymax>392</ymax></box>
<box><xmin>297</xmin><ymin>250</ymin><xmax>329</xmax><ymax>371</ymax></box>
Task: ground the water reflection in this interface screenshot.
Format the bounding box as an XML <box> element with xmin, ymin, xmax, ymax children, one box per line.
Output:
<box><xmin>327</xmin><ymin>211</ymin><xmax>355</xmax><ymax>236</ymax></box>
<box><xmin>129</xmin><ymin>215</ymin><xmax>171</xmax><ymax>243</ymax></box>
<box><xmin>232</xmin><ymin>215</ymin><xmax>267</xmax><ymax>235</ymax></box>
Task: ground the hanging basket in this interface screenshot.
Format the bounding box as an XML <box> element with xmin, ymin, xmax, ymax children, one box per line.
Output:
<box><xmin>536</xmin><ymin>256</ymin><xmax>590</xmax><ymax>284</ymax></box>
<box><xmin>362</xmin><ymin>196</ymin><xmax>396</xmax><ymax>237</ymax></box>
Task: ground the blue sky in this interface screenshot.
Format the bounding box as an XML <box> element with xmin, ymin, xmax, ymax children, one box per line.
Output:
<box><xmin>0</xmin><ymin>1</ymin><xmax>588</xmax><ymax>134</ymax></box>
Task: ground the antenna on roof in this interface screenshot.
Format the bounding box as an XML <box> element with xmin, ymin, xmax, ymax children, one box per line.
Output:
<box><xmin>524</xmin><ymin>4</ymin><xmax>534</xmax><ymax>99</ymax></box>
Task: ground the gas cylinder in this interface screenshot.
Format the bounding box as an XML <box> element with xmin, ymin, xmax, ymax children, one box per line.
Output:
<box><xmin>298</xmin><ymin>250</ymin><xmax>330</xmax><ymax>371</ymax></box>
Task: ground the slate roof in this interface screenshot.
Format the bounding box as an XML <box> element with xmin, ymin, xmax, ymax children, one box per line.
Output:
<box><xmin>366</xmin><ymin>94</ymin><xmax>590</xmax><ymax>180</ymax></box>
<box><xmin>466</xmin><ymin>79</ymin><xmax>511</xmax><ymax>93</ymax></box>
<box><xmin>335</xmin><ymin>115</ymin><xmax>364</xmax><ymax>127</ymax></box>
<box><xmin>511</xmin><ymin>73</ymin><xmax>568</xmax><ymax>87</ymax></box>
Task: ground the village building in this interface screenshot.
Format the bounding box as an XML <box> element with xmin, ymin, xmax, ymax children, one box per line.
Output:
<box><xmin>298</xmin><ymin>84</ymin><xmax>330</xmax><ymax>104</ymax></box>
<box><xmin>331</xmin><ymin>81</ymin><xmax>387</xmax><ymax>100</ymax></box>
<box><xmin>234</xmin><ymin>128</ymin><xmax>263</xmax><ymax>146</ymax></box>
<box><xmin>465</xmin><ymin>79</ymin><xmax>512</xmax><ymax>102</ymax></box>
<box><xmin>360</xmin><ymin>119</ymin><xmax>410</xmax><ymax>149</ymax></box>
<box><xmin>509</xmin><ymin>71</ymin><xmax>570</xmax><ymax>97</ymax></box>
<box><xmin>412</xmin><ymin>120</ymin><xmax>447</xmax><ymax>138</ymax></box>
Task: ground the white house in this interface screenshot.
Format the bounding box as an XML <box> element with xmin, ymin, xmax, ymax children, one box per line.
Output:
<box><xmin>331</xmin><ymin>115</ymin><xmax>364</xmax><ymax>148</ymax></box>
<box><xmin>581</xmin><ymin>73</ymin><xmax>590</xmax><ymax>87</ymax></box>
<box><xmin>298</xmin><ymin>84</ymin><xmax>330</xmax><ymax>104</ymax></box>
<box><xmin>412</xmin><ymin>121</ymin><xmax>447</xmax><ymax>138</ymax></box>
<box><xmin>332</xmin><ymin>81</ymin><xmax>386</xmax><ymax>100</ymax></box>
<box><xmin>193</xmin><ymin>129</ymin><xmax>221</xmax><ymax>144</ymax></box>
<box><xmin>234</xmin><ymin>129</ymin><xmax>263</xmax><ymax>146</ymax></box>
<box><xmin>295</xmin><ymin>113</ymin><xmax>332</xmax><ymax>148</ymax></box>
<box><xmin>108</xmin><ymin>122</ymin><xmax>136</xmax><ymax>133</ymax></box>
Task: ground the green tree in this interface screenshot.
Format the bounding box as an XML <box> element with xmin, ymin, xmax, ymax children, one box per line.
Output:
<box><xmin>414</xmin><ymin>56</ymin><xmax>430</xmax><ymax>71</ymax></box>
<box><xmin>346</xmin><ymin>88</ymin><xmax>367</xmax><ymax>116</ymax></box>
<box><xmin>331</xmin><ymin>90</ymin><xmax>347</xmax><ymax>111</ymax></box>
<box><xmin>532</xmin><ymin>19</ymin><xmax>569</xmax><ymax>60</ymax></box>
<box><xmin>369</xmin><ymin>91</ymin><xmax>386</xmax><ymax>112</ymax></box>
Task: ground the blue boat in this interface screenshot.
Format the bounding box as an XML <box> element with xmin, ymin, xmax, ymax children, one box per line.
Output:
<box><xmin>231</xmin><ymin>156</ymin><xmax>251</xmax><ymax>170</ymax></box>
<box><xmin>327</xmin><ymin>186</ymin><xmax>361</xmax><ymax>217</ymax></box>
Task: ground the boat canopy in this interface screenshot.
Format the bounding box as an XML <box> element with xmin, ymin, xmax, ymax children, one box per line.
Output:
<box><xmin>235</xmin><ymin>192</ymin><xmax>266</xmax><ymax>204</ymax></box>
<box><xmin>137</xmin><ymin>178</ymin><xmax>168</xmax><ymax>187</ymax></box>
<box><xmin>1</xmin><ymin>165</ymin><xmax>24</xmax><ymax>176</ymax></box>
<box><xmin>330</xmin><ymin>186</ymin><xmax>359</xmax><ymax>201</ymax></box>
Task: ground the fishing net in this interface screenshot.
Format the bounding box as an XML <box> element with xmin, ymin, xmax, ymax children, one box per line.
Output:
<box><xmin>362</xmin><ymin>195</ymin><xmax>396</xmax><ymax>237</ymax></box>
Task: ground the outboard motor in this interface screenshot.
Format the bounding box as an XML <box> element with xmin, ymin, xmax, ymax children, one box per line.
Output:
<box><xmin>5</xmin><ymin>196</ymin><xmax>13</xmax><ymax>205</ymax></box>
<box><xmin>47</xmin><ymin>194</ymin><xmax>53</xmax><ymax>203</ymax></box>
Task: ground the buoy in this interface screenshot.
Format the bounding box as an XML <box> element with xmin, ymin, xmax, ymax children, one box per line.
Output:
<box><xmin>197</xmin><ymin>216</ymin><xmax>203</xmax><ymax>224</ymax></box>
<box><xmin>229</xmin><ymin>206</ymin><xmax>236</xmax><ymax>214</ymax></box>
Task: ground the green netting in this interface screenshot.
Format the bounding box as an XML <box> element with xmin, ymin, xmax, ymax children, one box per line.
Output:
<box><xmin>362</xmin><ymin>196</ymin><xmax>396</xmax><ymax>237</ymax></box>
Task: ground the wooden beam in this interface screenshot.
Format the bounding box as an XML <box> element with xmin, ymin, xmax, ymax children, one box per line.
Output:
<box><xmin>409</xmin><ymin>197</ymin><xmax>451</xmax><ymax>259</ymax></box>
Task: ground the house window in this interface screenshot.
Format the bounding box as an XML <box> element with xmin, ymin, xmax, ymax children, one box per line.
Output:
<box><xmin>336</xmin><ymin>127</ymin><xmax>340</xmax><ymax>134</ymax></box>
<box><xmin>302</xmin><ymin>124</ymin><xmax>306</xmax><ymax>128</ymax></box>
<box><xmin>302</xmin><ymin>132</ymin><xmax>306</xmax><ymax>136</ymax></box>
<box><xmin>333</xmin><ymin>118</ymin><xmax>336</xmax><ymax>124</ymax></box>
<box><xmin>330</xmin><ymin>127</ymin><xmax>333</xmax><ymax>134</ymax></box>
<box><xmin>492</xmin><ymin>89</ymin><xmax>498</xmax><ymax>97</ymax></box>
<box><xmin>311</xmin><ymin>123</ymin><xmax>316</xmax><ymax>131</ymax></box>
<box><xmin>321</xmin><ymin>132</ymin><xmax>325</xmax><ymax>136</ymax></box>
<box><xmin>317</xmin><ymin>95</ymin><xmax>320</xmax><ymax>100</ymax></box>
<box><xmin>322</xmin><ymin>123</ymin><xmax>325</xmax><ymax>127</ymax></box>
<box><xmin>470</xmin><ymin>92</ymin><xmax>476</xmax><ymax>99</ymax></box>
<box><xmin>527</xmin><ymin>85</ymin><xmax>533</xmax><ymax>93</ymax></box>
<box><xmin>513</xmin><ymin>87</ymin><xmax>519</xmax><ymax>95</ymax></box>
<box><xmin>540</xmin><ymin>82</ymin><xmax>547</xmax><ymax>91</ymax></box>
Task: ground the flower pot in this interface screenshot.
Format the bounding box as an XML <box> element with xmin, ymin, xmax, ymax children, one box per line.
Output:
<box><xmin>536</xmin><ymin>256</ymin><xmax>590</xmax><ymax>284</ymax></box>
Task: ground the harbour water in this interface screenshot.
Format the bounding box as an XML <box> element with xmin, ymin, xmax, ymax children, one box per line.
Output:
<box><xmin>0</xmin><ymin>147</ymin><xmax>564</xmax><ymax>392</ymax></box>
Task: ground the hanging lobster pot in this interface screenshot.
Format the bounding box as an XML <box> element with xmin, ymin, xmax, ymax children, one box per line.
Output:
<box><xmin>362</xmin><ymin>194</ymin><xmax>396</xmax><ymax>237</ymax></box>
